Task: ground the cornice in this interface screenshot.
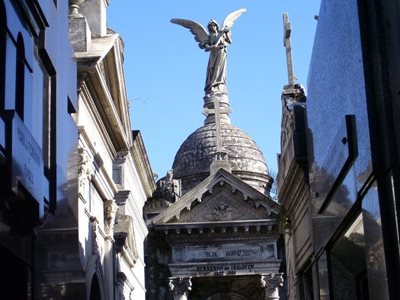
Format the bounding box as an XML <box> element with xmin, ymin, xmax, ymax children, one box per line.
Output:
<box><xmin>76</xmin><ymin>34</ymin><xmax>130</xmax><ymax>152</ymax></box>
<box><xmin>131</xmin><ymin>131</ymin><xmax>156</xmax><ymax>198</ymax></box>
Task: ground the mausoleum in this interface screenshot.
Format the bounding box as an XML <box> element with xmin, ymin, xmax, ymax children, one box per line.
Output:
<box><xmin>144</xmin><ymin>9</ymin><xmax>285</xmax><ymax>300</ymax></box>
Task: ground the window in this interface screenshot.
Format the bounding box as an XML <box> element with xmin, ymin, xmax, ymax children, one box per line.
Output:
<box><xmin>45</xmin><ymin>74</ymin><xmax>57</xmax><ymax>213</ymax></box>
<box><xmin>15</xmin><ymin>33</ymin><xmax>25</xmax><ymax>120</ymax></box>
<box><xmin>300</xmin><ymin>267</ymin><xmax>314</xmax><ymax>300</ymax></box>
<box><xmin>328</xmin><ymin>213</ymin><xmax>369</xmax><ymax>300</ymax></box>
<box><xmin>0</xmin><ymin>1</ymin><xmax>6</xmax><ymax>111</ymax></box>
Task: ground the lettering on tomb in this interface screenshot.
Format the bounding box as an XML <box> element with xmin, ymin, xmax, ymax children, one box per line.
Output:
<box><xmin>10</xmin><ymin>112</ymin><xmax>47</xmax><ymax>203</ymax></box>
<box><xmin>173</xmin><ymin>242</ymin><xmax>276</xmax><ymax>263</ymax></box>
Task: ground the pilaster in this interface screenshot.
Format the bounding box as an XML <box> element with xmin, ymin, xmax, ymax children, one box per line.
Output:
<box><xmin>169</xmin><ymin>277</ymin><xmax>192</xmax><ymax>300</ymax></box>
<box><xmin>261</xmin><ymin>273</ymin><xmax>284</xmax><ymax>300</ymax></box>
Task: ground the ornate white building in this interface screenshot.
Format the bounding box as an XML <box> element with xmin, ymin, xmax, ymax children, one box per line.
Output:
<box><xmin>49</xmin><ymin>1</ymin><xmax>154</xmax><ymax>298</ymax></box>
<box><xmin>0</xmin><ymin>0</ymin><xmax>155</xmax><ymax>299</ymax></box>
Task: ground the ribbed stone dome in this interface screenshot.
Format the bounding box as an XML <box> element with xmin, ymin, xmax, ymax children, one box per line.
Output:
<box><xmin>172</xmin><ymin>122</ymin><xmax>272</xmax><ymax>195</ymax></box>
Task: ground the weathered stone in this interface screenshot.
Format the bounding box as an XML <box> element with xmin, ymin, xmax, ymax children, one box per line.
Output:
<box><xmin>172</xmin><ymin>122</ymin><xmax>272</xmax><ymax>195</ymax></box>
<box><xmin>69</xmin><ymin>16</ymin><xmax>91</xmax><ymax>52</ymax></box>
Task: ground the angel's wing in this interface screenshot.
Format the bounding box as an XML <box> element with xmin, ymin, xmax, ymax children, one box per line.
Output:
<box><xmin>222</xmin><ymin>8</ymin><xmax>247</xmax><ymax>29</ymax></box>
<box><xmin>170</xmin><ymin>18</ymin><xmax>209</xmax><ymax>49</ymax></box>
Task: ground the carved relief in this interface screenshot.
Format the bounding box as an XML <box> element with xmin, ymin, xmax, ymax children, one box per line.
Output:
<box><xmin>169</xmin><ymin>277</ymin><xmax>192</xmax><ymax>298</ymax></box>
<box><xmin>260</xmin><ymin>273</ymin><xmax>284</xmax><ymax>290</ymax></box>
<box><xmin>204</xmin><ymin>201</ymin><xmax>241</xmax><ymax>221</ymax></box>
<box><xmin>114</xmin><ymin>214</ymin><xmax>139</xmax><ymax>263</ymax></box>
<box><xmin>260</xmin><ymin>273</ymin><xmax>284</xmax><ymax>299</ymax></box>
<box><xmin>115</xmin><ymin>150</ymin><xmax>129</xmax><ymax>161</ymax></box>
<box><xmin>213</xmin><ymin>202</ymin><xmax>232</xmax><ymax>219</ymax></box>
<box><xmin>90</xmin><ymin>216</ymin><xmax>102</xmax><ymax>257</ymax></box>
<box><xmin>78</xmin><ymin>148</ymin><xmax>94</xmax><ymax>190</ymax></box>
<box><xmin>157</xmin><ymin>169</ymin><xmax>180</xmax><ymax>203</ymax></box>
<box><xmin>113</xmin><ymin>151</ymin><xmax>129</xmax><ymax>186</ymax></box>
<box><xmin>178</xmin><ymin>186</ymin><xmax>266</xmax><ymax>223</ymax></box>
<box><xmin>104</xmin><ymin>200</ymin><xmax>117</xmax><ymax>233</ymax></box>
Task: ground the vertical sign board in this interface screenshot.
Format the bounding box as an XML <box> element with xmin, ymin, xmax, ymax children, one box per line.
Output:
<box><xmin>11</xmin><ymin>113</ymin><xmax>47</xmax><ymax>215</ymax></box>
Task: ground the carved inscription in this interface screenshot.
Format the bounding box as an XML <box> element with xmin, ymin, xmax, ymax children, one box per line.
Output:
<box><xmin>204</xmin><ymin>251</ymin><xmax>219</xmax><ymax>258</ymax></box>
<box><xmin>16</xmin><ymin>126</ymin><xmax>41</xmax><ymax>186</ymax></box>
<box><xmin>12</xmin><ymin>114</ymin><xmax>45</xmax><ymax>201</ymax></box>
<box><xmin>193</xmin><ymin>247</ymin><xmax>261</xmax><ymax>260</ymax></box>
<box><xmin>202</xmin><ymin>248</ymin><xmax>259</xmax><ymax>258</ymax></box>
<box><xmin>226</xmin><ymin>249</ymin><xmax>259</xmax><ymax>257</ymax></box>
<box><xmin>196</xmin><ymin>263</ymin><xmax>255</xmax><ymax>276</ymax></box>
<box><xmin>17</xmin><ymin>126</ymin><xmax>41</xmax><ymax>166</ymax></box>
<box><xmin>175</xmin><ymin>243</ymin><xmax>276</xmax><ymax>262</ymax></box>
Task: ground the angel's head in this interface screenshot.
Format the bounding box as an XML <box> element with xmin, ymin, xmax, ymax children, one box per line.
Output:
<box><xmin>207</xmin><ymin>19</ymin><xmax>219</xmax><ymax>33</ymax></box>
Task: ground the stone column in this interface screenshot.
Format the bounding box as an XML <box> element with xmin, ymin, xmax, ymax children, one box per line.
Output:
<box><xmin>260</xmin><ymin>273</ymin><xmax>284</xmax><ymax>300</ymax></box>
<box><xmin>169</xmin><ymin>277</ymin><xmax>192</xmax><ymax>300</ymax></box>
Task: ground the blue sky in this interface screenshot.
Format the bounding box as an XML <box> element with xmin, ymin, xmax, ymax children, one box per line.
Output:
<box><xmin>108</xmin><ymin>1</ymin><xmax>321</xmax><ymax>180</ymax></box>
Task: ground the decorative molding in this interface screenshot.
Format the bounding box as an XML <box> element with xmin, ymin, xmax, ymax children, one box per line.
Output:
<box><xmin>80</xmin><ymin>82</ymin><xmax>116</xmax><ymax>156</ymax></box>
<box><xmin>78</xmin><ymin>147</ymin><xmax>94</xmax><ymax>191</ymax></box>
<box><xmin>90</xmin><ymin>216</ymin><xmax>102</xmax><ymax>257</ymax></box>
<box><xmin>69</xmin><ymin>0</ymin><xmax>86</xmax><ymax>16</ymax></box>
<box><xmin>131</xmin><ymin>130</ymin><xmax>157</xmax><ymax>198</ymax></box>
<box><xmin>153</xmin><ymin>168</ymin><xmax>280</xmax><ymax>225</ymax></box>
<box><xmin>115</xmin><ymin>150</ymin><xmax>129</xmax><ymax>163</ymax></box>
<box><xmin>261</xmin><ymin>273</ymin><xmax>284</xmax><ymax>299</ymax></box>
<box><xmin>78</xmin><ymin>127</ymin><xmax>119</xmax><ymax>201</ymax></box>
<box><xmin>114</xmin><ymin>214</ymin><xmax>138</xmax><ymax>266</ymax></box>
<box><xmin>104</xmin><ymin>199</ymin><xmax>117</xmax><ymax>233</ymax></box>
<box><xmin>204</xmin><ymin>201</ymin><xmax>235</xmax><ymax>221</ymax></box>
<box><xmin>260</xmin><ymin>273</ymin><xmax>284</xmax><ymax>290</ymax></box>
<box><xmin>114</xmin><ymin>190</ymin><xmax>131</xmax><ymax>207</ymax></box>
<box><xmin>169</xmin><ymin>277</ymin><xmax>192</xmax><ymax>297</ymax></box>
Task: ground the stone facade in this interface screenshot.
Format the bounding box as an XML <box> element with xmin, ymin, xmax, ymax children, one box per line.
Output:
<box><xmin>145</xmin><ymin>167</ymin><xmax>285</xmax><ymax>300</ymax></box>
<box><xmin>0</xmin><ymin>1</ymin><xmax>155</xmax><ymax>299</ymax></box>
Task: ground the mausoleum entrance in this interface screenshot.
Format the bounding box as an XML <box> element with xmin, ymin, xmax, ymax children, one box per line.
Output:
<box><xmin>190</xmin><ymin>275</ymin><xmax>264</xmax><ymax>299</ymax></box>
<box><xmin>145</xmin><ymin>169</ymin><xmax>285</xmax><ymax>299</ymax></box>
<box><xmin>168</xmin><ymin>273</ymin><xmax>285</xmax><ymax>300</ymax></box>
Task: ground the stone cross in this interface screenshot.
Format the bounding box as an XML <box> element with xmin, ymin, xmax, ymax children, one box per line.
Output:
<box><xmin>214</xmin><ymin>97</ymin><xmax>223</xmax><ymax>158</ymax></box>
<box><xmin>283</xmin><ymin>12</ymin><xmax>295</xmax><ymax>86</ymax></box>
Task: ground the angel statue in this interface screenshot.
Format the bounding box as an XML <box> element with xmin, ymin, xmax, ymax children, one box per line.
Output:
<box><xmin>171</xmin><ymin>9</ymin><xmax>246</xmax><ymax>97</ymax></box>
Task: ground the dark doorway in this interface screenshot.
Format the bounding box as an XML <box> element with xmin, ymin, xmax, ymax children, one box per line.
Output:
<box><xmin>190</xmin><ymin>275</ymin><xmax>263</xmax><ymax>300</ymax></box>
<box><xmin>90</xmin><ymin>274</ymin><xmax>101</xmax><ymax>300</ymax></box>
<box><xmin>0</xmin><ymin>245</ymin><xmax>30</xmax><ymax>299</ymax></box>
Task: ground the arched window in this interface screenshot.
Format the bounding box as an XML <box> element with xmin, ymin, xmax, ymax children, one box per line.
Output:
<box><xmin>0</xmin><ymin>0</ymin><xmax>6</xmax><ymax>112</ymax></box>
<box><xmin>15</xmin><ymin>33</ymin><xmax>25</xmax><ymax>120</ymax></box>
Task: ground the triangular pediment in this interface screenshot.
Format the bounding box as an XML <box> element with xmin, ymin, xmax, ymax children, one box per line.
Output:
<box><xmin>152</xmin><ymin>168</ymin><xmax>280</xmax><ymax>225</ymax></box>
<box><xmin>77</xmin><ymin>33</ymin><xmax>133</xmax><ymax>150</ymax></box>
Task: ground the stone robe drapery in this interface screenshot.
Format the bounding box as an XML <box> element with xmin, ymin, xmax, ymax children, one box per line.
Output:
<box><xmin>204</xmin><ymin>31</ymin><xmax>231</xmax><ymax>95</ymax></box>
